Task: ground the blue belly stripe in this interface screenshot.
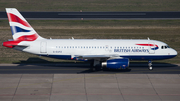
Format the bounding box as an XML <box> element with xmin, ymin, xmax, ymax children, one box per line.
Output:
<box><xmin>41</xmin><ymin>55</ymin><xmax>176</xmax><ymax>61</ymax></box>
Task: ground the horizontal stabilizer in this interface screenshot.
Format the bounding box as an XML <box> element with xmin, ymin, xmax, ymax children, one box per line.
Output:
<box><xmin>2</xmin><ymin>41</ymin><xmax>29</xmax><ymax>48</ymax></box>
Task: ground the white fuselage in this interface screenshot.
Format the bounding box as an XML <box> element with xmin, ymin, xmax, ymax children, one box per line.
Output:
<box><xmin>16</xmin><ymin>39</ymin><xmax>177</xmax><ymax>61</ymax></box>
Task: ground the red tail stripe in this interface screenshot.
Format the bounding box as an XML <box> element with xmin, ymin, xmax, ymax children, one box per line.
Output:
<box><xmin>15</xmin><ymin>34</ymin><xmax>38</xmax><ymax>41</ymax></box>
<box><xmin>136</xmin><ymin>44</ymin><xmax>158</xmax><ymax>47</ymax></box>
<box><xmin>7</xmin><ymin>13</ymin><xmax>31</xmax><ymax>28</ymax></box>
<box><xmin>3</xmin><ymin>34</ymin><xmax>38</xmax><ymax>48</ymax></box>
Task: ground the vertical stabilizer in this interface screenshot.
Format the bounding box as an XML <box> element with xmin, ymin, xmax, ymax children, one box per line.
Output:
<box><xmin>6</xmin><ymin>8</ymin><xmax>44</xmax><ymax>41</ymax></box>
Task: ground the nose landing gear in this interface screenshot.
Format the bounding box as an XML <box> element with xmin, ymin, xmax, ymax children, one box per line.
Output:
<box><xmin>148</xmin><ymin>60</ymin><xmax>153</xmax><ymax>70</ymax></box>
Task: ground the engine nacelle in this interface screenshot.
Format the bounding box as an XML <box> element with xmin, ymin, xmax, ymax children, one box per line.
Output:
<box><xmin>102</xmin><ymin>58</ymin><xmax>129</xmax><ymax>69</ymax></box>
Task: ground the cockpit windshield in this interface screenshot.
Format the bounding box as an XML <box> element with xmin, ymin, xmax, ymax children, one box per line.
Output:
<box><xmin>161</xmin><ymin>45</ymin><xmax>170</xmax><ymax>49</ymax></box>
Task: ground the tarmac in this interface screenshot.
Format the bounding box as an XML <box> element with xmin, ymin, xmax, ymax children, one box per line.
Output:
<box><xmin>0</xmin><ymin>63</ymin><xmax>180</xmax><ymax>101</ymax></box>
<box><xmin>0</xmin><ymin>74</ymin><xmax>180</xmax><ymax>101</ymax></box>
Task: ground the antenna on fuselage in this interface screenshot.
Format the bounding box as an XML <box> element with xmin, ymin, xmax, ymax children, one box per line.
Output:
<box><xmin>147</xmin><ymin>37</ymin><xmax>150</xmax><ymax>40</ymax></box>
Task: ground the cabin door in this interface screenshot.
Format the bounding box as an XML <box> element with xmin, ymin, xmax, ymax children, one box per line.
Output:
<box><xmin>40</xmin><ymin>42</ymin><xmax>47</xmax><ymax>53</ymax></box>
<box><xmin>148</xmin><ymin>42</ymin><xmax>155</xmax><ymax>54</ymax></box>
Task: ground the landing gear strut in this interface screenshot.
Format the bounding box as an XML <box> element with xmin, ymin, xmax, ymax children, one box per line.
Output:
<box><xmin>148</xmin><ymin>60</ymin><xmax>153</xmax><ymax>70</ymax></box>
<box><xmin>90</xmin><ymin>59</ymin><xmax>101</xmax><ymax>71</ymax></box>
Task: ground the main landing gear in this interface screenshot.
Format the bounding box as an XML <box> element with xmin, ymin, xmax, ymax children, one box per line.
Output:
<box><xmin>148</xmin><ymin>60</ymin><xmax>153</xmax><ymax>70</ymax></box>
<box><xmin>90</xmin><ymin>59</ymin><xmax>101</xmax><ymax>71</ymax></box>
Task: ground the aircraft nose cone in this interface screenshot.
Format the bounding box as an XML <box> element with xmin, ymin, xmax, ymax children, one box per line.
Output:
<box><xmin>174</xmin><ymin>50</ymin><xmax>178</xmax><ymax>56</ymax></box>
<box><xmin>172</xmin><ymin>49</ymin><xmax>178</xmax><ymax>56</ymax></box>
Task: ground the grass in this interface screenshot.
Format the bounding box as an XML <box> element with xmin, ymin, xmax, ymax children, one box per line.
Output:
<box><xmin>0</xmin><ymin>0</ymin><xmax>180</xmax><ymax>11</ymax></box>
<box><xmin>0</xmin><ymin>20</ymin><xmax>180</xmax><ymax>64</ymax></box>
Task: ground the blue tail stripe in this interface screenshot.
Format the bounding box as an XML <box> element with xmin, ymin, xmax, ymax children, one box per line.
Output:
<box><xmin>10</xmin><ymin>26</ymin><xmax>31</xmax><ymax>35</ymax></box>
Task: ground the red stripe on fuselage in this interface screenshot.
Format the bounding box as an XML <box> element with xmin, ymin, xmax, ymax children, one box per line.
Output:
<box><xmin>136</xmin><ymin>44</ymin><xmax>158</xmax><ymax>47</ymax></box>
<box><xmin>7</xmin><ymin>13</ymin><xmax>31</xmax><ymax>28</ymax></box>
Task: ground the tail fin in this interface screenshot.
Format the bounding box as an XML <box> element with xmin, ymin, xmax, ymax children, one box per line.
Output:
<box><xmin>6</xmin><ymin>8</ymin><xmax>44</xmax><ymax>41</ymax></box>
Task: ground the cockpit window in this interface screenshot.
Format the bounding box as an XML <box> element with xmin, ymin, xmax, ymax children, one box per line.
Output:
<box><xmin>161</xmin><ymin>45</ymin><xmax>170</xmax><ymax>49</ymax></box>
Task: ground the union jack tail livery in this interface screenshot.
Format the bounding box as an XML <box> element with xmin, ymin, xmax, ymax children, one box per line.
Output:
<box><xmin>6</xmin><ymin>8</ymin><xmax>44</xmax><ymax>41</ymax></box>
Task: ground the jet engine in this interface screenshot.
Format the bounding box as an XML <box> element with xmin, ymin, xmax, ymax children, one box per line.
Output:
<box><xmin>102</xmin><ymin>58</ymin><xmax>129</xmax><ymax>69</ymax></box>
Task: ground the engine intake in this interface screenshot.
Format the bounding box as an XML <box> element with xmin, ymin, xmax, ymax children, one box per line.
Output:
<box><xmin>102</xmin><ymin>58</ymin><xmax>129</xmax><ymax>69</ymax></box>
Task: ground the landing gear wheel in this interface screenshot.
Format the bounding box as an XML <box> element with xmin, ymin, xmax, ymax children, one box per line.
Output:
<box><xmin>90</xmin><ymin>66</ymin><xmax>101</xmax><ymax>71</ymax></box>
<box><xmin>149</xmin><ymin>66</ymin><xmax>153</xmax><ymax>70</ymax></box>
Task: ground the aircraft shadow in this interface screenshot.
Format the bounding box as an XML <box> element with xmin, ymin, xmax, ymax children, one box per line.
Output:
<box><xmin>13</xmin><ymin>57</ymin><xmax>178</xmax><ymax>73</ymax></box>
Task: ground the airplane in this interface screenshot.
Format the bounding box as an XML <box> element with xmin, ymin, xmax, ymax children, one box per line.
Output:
<box><xmin>2</xmin><ymin>8</ymin><xmax>178</xmax><ymax>71</ymax></box>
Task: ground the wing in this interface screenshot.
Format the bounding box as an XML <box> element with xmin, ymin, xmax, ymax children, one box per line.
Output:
<box><xmin>73</xmin><ymin>54</ymin><xmax>120</xmax><ymax>61</ymax></box>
